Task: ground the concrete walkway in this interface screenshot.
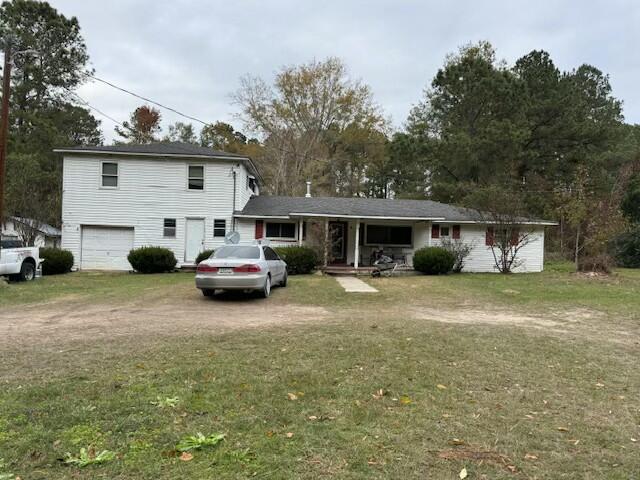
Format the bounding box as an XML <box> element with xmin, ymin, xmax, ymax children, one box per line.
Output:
<box><xmin>335</xmin><ymin>276</ymin><xmax>378</xmax><ymax>293</ymax></box>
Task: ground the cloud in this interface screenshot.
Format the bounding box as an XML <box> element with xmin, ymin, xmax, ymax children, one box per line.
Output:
<box><xmin>52</xmin><ymin>0</ymin><xmax>640</xmax><ymax>142</ymax></box>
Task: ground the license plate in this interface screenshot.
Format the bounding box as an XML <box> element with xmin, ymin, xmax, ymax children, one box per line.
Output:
<box><xmin>218</xmin><ymin>267</ymin><xmax>233</xmax><ymax>274</ymax></box>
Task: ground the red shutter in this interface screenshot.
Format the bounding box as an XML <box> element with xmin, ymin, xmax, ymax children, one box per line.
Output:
<box><xmin>452</xmin><ymin>225</ymin><xmax>461</xmax><ymax>239</ymax></box>
<box><xmin>510</xmin><ymin>228</ymin><xmax>519</xmax><ymax>246</ymax></box>
<box><xmin>255</xmin><ymin>220</ymin><xmax>264</xmax><ymax>239</ymax></box>
<box><xmin>431</xmin><ymin>224</ymin><xmax>440</xmax><ymax>239</ymax></box>
<box><xmin>485</xmin><ymin>227</ymin><xmax>495</xmax><ymax>246</ymax></box>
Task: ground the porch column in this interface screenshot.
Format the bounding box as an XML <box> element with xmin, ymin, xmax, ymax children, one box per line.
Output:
<box><xmin>354</xmin><ymin>219</ymin><xmax>360</xmax><ymax>269</ymax></box>
<box><xmin>298</xmin><ymin>218</ymin><xmax>303</xmax><ymax>246</ymax></box>
<box><xmin>323</xmin><ymin>218</ymin><xmax>329</xmax><ymax>267</ymax></box>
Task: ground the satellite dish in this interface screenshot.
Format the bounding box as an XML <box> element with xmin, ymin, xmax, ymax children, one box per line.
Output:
<box><xmin>224</xmin><ymin>231</ymin><xmax>241</xmax><ymax>245</ymax></box>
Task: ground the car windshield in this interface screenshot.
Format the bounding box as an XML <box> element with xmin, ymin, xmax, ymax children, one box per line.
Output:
<box><xmin>213</xmin><ymin>246</ymin><xmax>261</xmax><ymax>259</ymax></box>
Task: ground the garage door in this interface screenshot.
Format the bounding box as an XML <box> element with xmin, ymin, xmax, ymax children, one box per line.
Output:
<box><xmin>81</xmin><ymin>226</ymin><xmax>134</xmax><ymax>270</ymax></box>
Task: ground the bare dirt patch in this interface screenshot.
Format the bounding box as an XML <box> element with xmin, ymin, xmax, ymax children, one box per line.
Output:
<box><xmin>409</xmin><ymin>306</ymin><xmax>638</xmax><ymax>346</ymax></box>
<box><xmin>0</xmin><ymin>290</ymin><xmax>329</xmax><ymax>348</ymax></box>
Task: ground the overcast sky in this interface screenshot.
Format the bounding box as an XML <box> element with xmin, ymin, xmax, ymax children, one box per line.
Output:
<box><xmin>50</xmin><ymin>0</ymin><xmax>640</xmax><ymax>143</ymax></box>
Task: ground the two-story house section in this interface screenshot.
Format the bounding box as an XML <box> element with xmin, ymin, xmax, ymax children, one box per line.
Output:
<box><xmin>55</xmin><ymin>143</ymin><xmax>262</xmax><ymax>270</ymax></box>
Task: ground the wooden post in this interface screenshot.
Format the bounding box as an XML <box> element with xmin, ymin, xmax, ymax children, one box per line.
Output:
<box><xmin>354</xmin><ymin>219</ymin><xmax>360</xmax><ymax>269</ymax></box>
<box><xmin>298</xmin><ymin>218</ymin><xmax>303</xmax><ymax>246</ymax></box>
<box><xmin>323</xmin><ymin>218</ymin><xmax>329</xmax><ymax>267</ymax></box>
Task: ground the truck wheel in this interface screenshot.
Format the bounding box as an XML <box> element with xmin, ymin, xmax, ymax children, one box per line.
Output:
<box><xmin>19</xmin><ymin>261</ymin><xmax>36</xmax><ymax>282</ymax></box>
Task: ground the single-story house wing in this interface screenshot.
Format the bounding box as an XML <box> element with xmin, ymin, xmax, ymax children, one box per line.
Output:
<box><xmin>234</xmin><ymin>195</ymin><xmax>556</xmax><ymax>273</ymax></box>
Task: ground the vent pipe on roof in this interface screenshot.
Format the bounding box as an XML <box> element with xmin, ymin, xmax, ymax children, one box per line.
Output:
<box><xmin>305</xmin><ymin>181</ymin><xmax>312</xmax><ymax>198</ymax></box>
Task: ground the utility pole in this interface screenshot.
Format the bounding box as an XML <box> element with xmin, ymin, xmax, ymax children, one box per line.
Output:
<box><xmin>0</xmin><ymin>37</ymin><xmax>12</xmax><ymax>230</ymax></box>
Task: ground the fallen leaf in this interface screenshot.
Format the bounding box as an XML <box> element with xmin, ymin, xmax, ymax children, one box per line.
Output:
<box><xmin>265</xmin><ymin>431</ymin><xmax>274</xmax><ymax>438</ymax></box>
<box><xmin>287</xmin><ymin>393</ymin><xmax>298</xmax><ymax>401</ymax></box>
<box><xmin>557</xmin><ymin>427</ymin><xmax>569</xmax><ymax>432</ymax></box>
<box><xmin>507</xmin><ymin>465</ymin><xmax>517</xmax><ymax>473</ymax></box>
<box><xmin>372</xmin><ymin>389</ymin><xmax>385</xmax><ymax>399</ymax></box>
<box><xmin>631</xmin><ymin>438</ymin><xmax>637</xmax><ymax>443</ymax></box>
<box><xmin>459</xmin><ymin>467</ymin><xmax>468</xmax><ymax>479</ymax></box>
<box><xmin>524</xmin><ymin>453</ymin><xmax>538</xmax><ymax>460</ymax></box>
<box><xmin>437</xmin><ymin>384</ymin><xmax>447</xmax><ymax>390</ymax></box>
<box><xmin>399</xmin><ymin>395</ymin><xmax>412</xmax><ymax>405</ymax></box>
<box><xmin>449</xmin><ymin>438</ymin><xmax>466</xmax><ymax>446</ymax></box>
<box><xmin>308</xmin><ymin>415</ymin><xmax>318</xmax><ymax>421</ymax></box>
<box><xmin>285</xmin><ymin>432</ymin><xmax>294</xmax><ymax>438</ymax></box>
<box><xmin>179</xmin><ymin>452</ymin><xmax>193</xmax><ymax>462</ymax></box>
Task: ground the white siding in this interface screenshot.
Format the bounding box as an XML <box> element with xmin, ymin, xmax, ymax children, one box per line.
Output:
<box><xmin>62</xmin><ymin>155</ymin><xmax>254</xmax><ymax>269</ymax></box>
<box><xmin>430</xmin><ymin>223</ymin><xmax>545</xmax><ymax>273</ymax></box>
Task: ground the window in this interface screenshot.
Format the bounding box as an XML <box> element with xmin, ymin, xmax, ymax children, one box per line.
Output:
<box><xmin>440</xmin><ymin>226</ymin><xmax>450</xmax><ymax>237</ymax></box>
<box><xmin>365</xmin><ymin>225</ymin><xmax>412</xmax><ymax>246</ymax></box>
<box><xmin>265</xmin><ymin>222</ymin><xmax>296</xmax><ymax>239</ymax></box>
<box><xmin>214</xmin><ymin>246</ymin><xmax>260</xmax><ymax>259</ymax></box>
<box><xmin>213</xmin><ymin>219</ymin><xmax>226</xmax><ymax>237</ymax></box>
<box><xmin>248</xmin><ymin>176</ymin><xmax>257</xmax><ymax>193</ymax></box>
<box><xmin>101</xmin><ymin>162</ymin><xmax>118</xmax><ymax>187</ymax></box>
<box><xmin>163</xmin><ymin>218</ymin><xmax>176</xmax><ymax>237</ymax></box>
<box><xmin>188</xmin><ymin>165</ymin><xmax>204</xmax><ymax>190</ymax></box>
<box><xmin>263</xmin><ymin>246</ymin><xmax>279</xmax><ymax>261</ymax></box>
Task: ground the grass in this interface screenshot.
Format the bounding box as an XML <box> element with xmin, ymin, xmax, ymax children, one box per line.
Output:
<box><xmin>0</xmin><ymin>262</ymin><xmax>638</xmax><ymax>479</ymax></box>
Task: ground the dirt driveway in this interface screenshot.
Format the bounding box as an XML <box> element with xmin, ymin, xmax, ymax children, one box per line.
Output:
<box><xmin>0</xmin><ymin>291</ymin><xmax>330</xmax><ymax>349</ymax></box>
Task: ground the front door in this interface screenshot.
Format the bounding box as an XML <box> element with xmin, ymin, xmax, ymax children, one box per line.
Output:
<box><xmin>329</xmin><ymin>221</ymin><xmax>348</xmax><ymax>264</ymax></box>
<box><xmin>185</xmin><ymin>218</ymin><xmax>205</xmax><ymax>262</ymax></box>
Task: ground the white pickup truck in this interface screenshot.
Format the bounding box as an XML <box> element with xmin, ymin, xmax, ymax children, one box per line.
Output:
<box><xmin>0</xmin><ymin>240</ymin><xmax>42</xmax><ymax>281</ymax></box>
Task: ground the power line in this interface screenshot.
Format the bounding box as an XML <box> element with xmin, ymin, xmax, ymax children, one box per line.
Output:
<box><xmin>81</xmin><ymin>72</ymin><xmax>209</xmax><ymax>126</ymax></box>
<box><xmin>64</xmin><ymin>87</ymin><xmax>135</xmax><ymax>134</ymax></box>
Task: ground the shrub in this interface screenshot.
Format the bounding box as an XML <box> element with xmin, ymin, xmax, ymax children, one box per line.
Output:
<box><xmin>274</xmin><ymin>246</ymin><xmax>318</xmax><ymax>274</ymax></box>
<box><xmin>127</xmin><ymin>246</ymin><xmax>177</xmax><ymax>273</ymax></box>
<box><xmin>413</xmin><ymin>247</ymin><xmax>455</xmax><ymax>275</ymax></box>
<box><xmin>40</xmin><ymin>247</ymin><xmax>74</xmax><ymax>275</ymax></box>
<box><xmin>440</xmin><ymin>238</ymin><xmax>473</xmax><ymax>273</ymax></box>
<box><xmin>577</xmin><ymin>254</ymin><xmax>612</xmax><ymax>274</ymax></box>
<box><xmin>612</xmin><ymin>226</ymin><xmax>640</xmax><ymax>268</ymax></box>
<box><xmin>195</xmin><ymin>249</ymin><xmax>214</xmax><ymax>264</ymax></box>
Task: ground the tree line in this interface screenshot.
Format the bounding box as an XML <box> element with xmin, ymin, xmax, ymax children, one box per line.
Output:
<box><xmin>1</xmin><ymin>1</ymin><xmax>638</xmax><ymax>270</ymax></box>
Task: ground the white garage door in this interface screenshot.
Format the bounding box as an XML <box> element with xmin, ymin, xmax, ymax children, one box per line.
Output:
<box><xmin>81</xmin><ymin>226</ymin><xmax>134</xmax><ymax>270</ymax></box>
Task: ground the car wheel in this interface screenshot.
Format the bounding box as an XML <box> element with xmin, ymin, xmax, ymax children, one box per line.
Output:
<box><xmin>259</xmin><ymin>275</ymin><xmax>271</xmax><ymax>298</ymax></box>
<box><xmin>202</xmin><ymin>289</ymin><xmax>215</xmax><ymax>297</ymax></box>
<box><xmin>280</xmin><ymin>271</ymin><xmax>288</xmax><ymax>287</ymax></box>
<box><xmin>19</xmin><ymin>261</ymin><xmax>35</xmax><ymax>282</ymax></box>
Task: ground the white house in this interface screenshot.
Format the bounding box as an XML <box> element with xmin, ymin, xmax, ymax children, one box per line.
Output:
<box><xmin>56</xmin><ymin>143</ymin><xmax>555</xmax><ymax>272</ymax></box>
<box><xmin>1</xmin><ymin>217</ymin><xmax>62</xmax><ymax>248</ymax></box>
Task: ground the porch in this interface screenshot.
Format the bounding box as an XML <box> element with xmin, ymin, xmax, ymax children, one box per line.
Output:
<box><xmin>288</xmin><ymin>216</ymin><xmax>435</xmax><ymax>271</ymax></box>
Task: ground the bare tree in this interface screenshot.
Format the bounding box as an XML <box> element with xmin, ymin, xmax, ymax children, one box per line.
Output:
<box><xmin>11</xmin><ymin>217</ymin><xmax>43</xmax><ymax>246</ymax></box>
<box><xmin>233</xmin><ymin>58</ymin><xmax>385</xmax><ymax>196</ymax></box>
<box><xmin>466</xmin><ymin>186</ymin><xmax>538</xmax><ymax>273</ymax></box>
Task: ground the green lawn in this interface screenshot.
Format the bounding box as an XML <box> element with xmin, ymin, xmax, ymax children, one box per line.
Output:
<box><xmin>0</xmin><ymin>263</ymin><xmax>638</xmax><ymax>479</ymax></box>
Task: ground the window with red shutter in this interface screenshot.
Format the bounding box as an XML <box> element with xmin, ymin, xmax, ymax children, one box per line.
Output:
<box><xmin>452</xmin><ymin>225</ymin><xmax>461</xmax><ymax>239</ymax></box>
<box><xmin>510</xmin><ymin>228</ymin><xmax>519</xmax><ymax>246</ymax></box>
<box><xmin>485</xmin><ymin>227</ymin><xmax>495</xmax><ymax>246</ymax></box>
<box><xmin>255</xmin><ymin>220</ymin><xmax>264</xmax><ymax>239</ymax></box>
<box><xmin>431</xmin><ymin>224</ymin><xmax>440</xmax><ymax>239</ymax></box>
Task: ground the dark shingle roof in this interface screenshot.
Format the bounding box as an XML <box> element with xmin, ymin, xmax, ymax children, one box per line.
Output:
<box><xmin>54</xmin><ymin>142</ymin><xmax>263</xmax><ymax>183</ymax></box>
<box><xmin>236</xmin><ymin>195</ymin><xmax>487</xmax><ymax>221</ymax></box>
<box><xmin>236</xmin><ymin>195</ymin><xmax>556</xmax><ymax>224</ymax></box>
<box><xmin>55</xmin><ymin>142</ymin><xmax>248</xmax><ymax>158</ymax></box>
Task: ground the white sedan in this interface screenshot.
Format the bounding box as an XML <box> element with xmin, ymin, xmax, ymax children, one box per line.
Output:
<box><xmin>195</xmin><ymin>244</ymin><xmax>287</xmax><ymax>298</ymax></box>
